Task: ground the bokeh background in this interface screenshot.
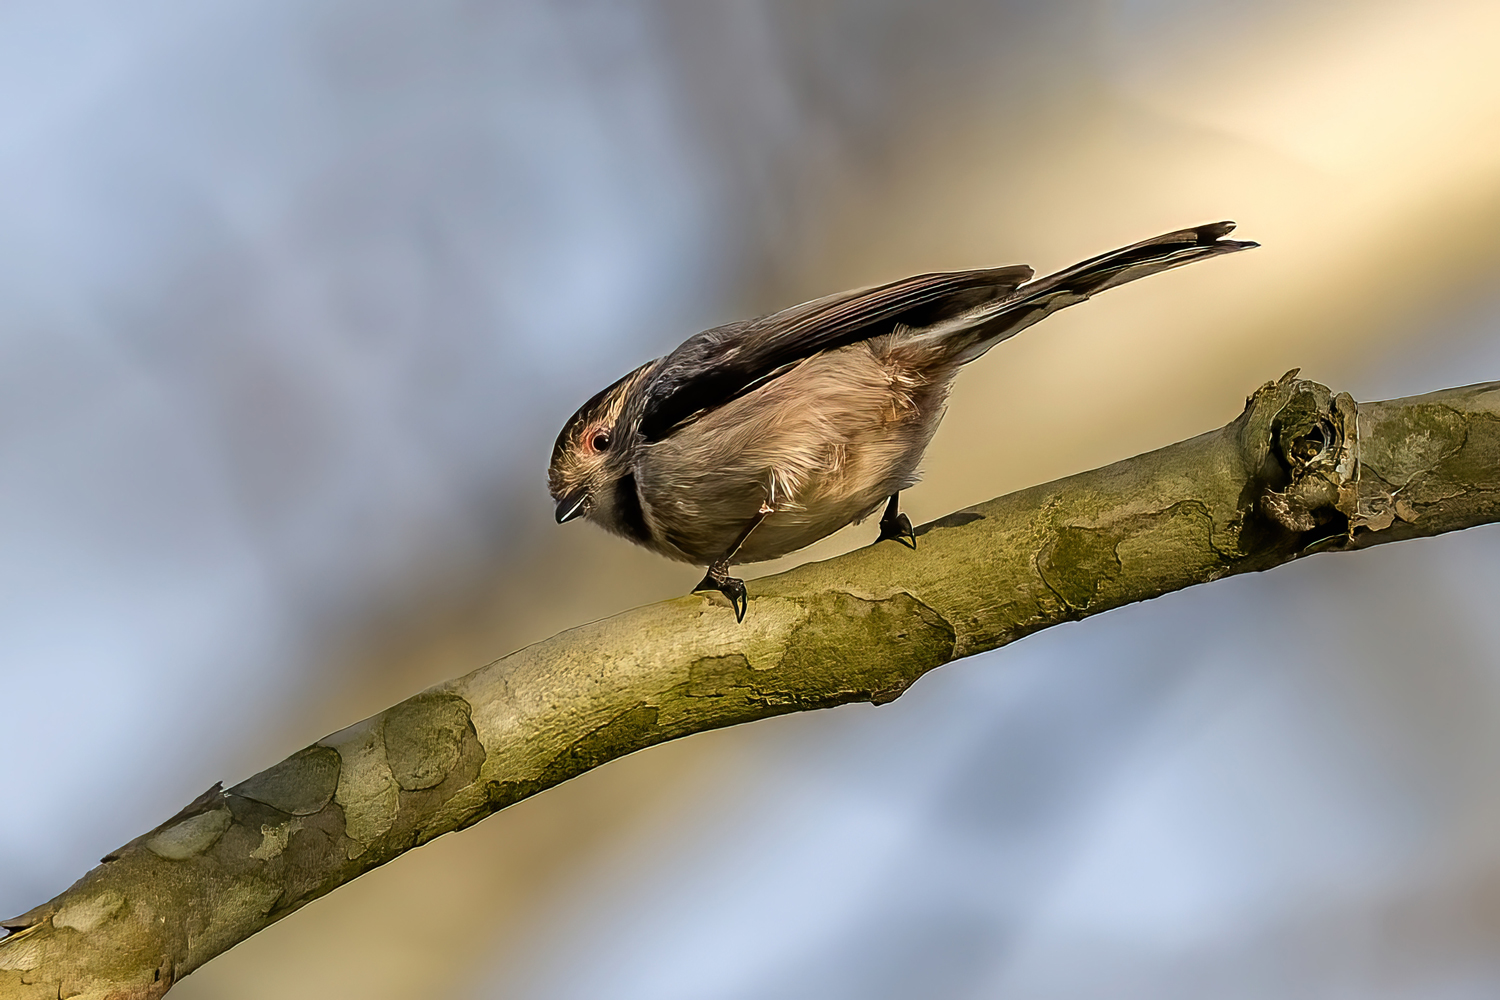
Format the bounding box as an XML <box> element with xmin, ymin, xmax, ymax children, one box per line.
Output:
<box><xmin>4</xmin><ymin>1</ymin><xmax>1500</xmax><ymax>997</ymax></box>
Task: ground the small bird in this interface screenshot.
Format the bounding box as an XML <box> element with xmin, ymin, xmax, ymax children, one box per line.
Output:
<box><xmin>550</xmin><ymin>222</ymin><xmax>1255</xmax><ymax>620</ymax></box>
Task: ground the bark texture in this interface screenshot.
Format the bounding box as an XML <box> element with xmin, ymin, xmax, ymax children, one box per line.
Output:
<box><xmin>4</xmin><ymin>372</ymin><xmax>1499</xmax><ymax>998</ymax></box>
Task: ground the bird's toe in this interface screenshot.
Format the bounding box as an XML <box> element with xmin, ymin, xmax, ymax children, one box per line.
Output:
<box><xmin>693</xmin><ymin>570</ymin><xmax>750</xmax><ymax>622</ymax></box>
<box><xmin>878</xmin><ymin>511</ymin><xmax>917</xmax><ymax>549</ymax></box>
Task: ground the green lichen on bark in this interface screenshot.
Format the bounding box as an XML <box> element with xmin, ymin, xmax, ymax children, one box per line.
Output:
<box><xmin>5</xmin><ymin>373</ymin><xmax>1500</xmax><ymax>1000</ymax></box>
<box><xmin>229</xmin><ymin>747</ymin><xmax>340</xmax><ymax>817</ymax></box>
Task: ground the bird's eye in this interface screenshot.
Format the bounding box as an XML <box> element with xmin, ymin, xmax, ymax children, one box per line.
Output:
<box><xmin>591</xmin><ymin>431</ymin><xmax>611</xmax><ymax>452</ymax></box>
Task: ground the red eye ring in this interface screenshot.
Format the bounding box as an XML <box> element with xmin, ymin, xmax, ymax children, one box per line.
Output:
<box><xmin>590</xmin><ymin>430</ymin><xmax>611</xmax><ymax>452</ymax></box>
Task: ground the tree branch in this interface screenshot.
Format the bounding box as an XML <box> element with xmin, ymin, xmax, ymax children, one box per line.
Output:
<box><xmin>4</xmin><ymin>371</ymin><xmax>1499</xmax><ymax>998</ymax></box>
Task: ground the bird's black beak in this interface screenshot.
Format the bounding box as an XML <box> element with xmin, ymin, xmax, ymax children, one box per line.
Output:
<box><xmin>555</xmin><ymin>491</ymin><xmax>588</xmax><ymax>524</ymax></box>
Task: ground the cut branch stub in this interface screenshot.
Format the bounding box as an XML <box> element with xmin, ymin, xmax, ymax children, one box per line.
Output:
<box><xmin>1255</xmin><ymin>370</ymin><xmax>1360</xmax><ymax>539</ymax></box>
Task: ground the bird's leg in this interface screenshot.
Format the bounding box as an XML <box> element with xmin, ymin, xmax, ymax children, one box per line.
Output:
<box><xmin>877</xmin><ymin>492</ymin><xmax>916</xmax><ymax>549</ymax></box>
<box><xmin>694</xmin><ymin>482</ymin><xmax>777</xmax><ymax>623</ymax></box>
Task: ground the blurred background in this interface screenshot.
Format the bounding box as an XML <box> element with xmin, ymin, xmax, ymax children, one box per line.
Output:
<box><xmin>3</xmin><ymin>0</ymin><xmax>1500</xmax><ymax>996</ymax></box>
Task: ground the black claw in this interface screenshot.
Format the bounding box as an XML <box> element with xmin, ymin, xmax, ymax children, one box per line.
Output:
<box><xmin>694</xmin><ymin>569</ymin><xmax>749</xmax><ymax>622</ymax></box>
<box><xmin>877</xmin><ymin>493</ymin><xmax>917</xmax><ymax>549</ymax></box>
<box><xmin>726</xmin><ymin>579</ymin><xmax>748</xmax><ymax>622</ymax></box>
<box><xmin>878</xmin><ymin>510</ymin><xmax>917</xmax><ymax>549</ymax></box>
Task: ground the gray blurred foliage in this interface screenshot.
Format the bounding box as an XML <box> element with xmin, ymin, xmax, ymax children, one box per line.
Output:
<box><xmin>3</xmin><ymin>1</ymin><xmax>1500</xmax><ymax>998</ymax></box>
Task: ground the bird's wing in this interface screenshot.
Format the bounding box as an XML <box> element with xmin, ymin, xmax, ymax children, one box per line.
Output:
<box><xmin>637</xmin><ymin>264</ymin><xmax>1034</xmax><ymax>441</ymax></box>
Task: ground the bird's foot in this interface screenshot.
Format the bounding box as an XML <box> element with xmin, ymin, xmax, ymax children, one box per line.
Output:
<box><xmin>878</xmin><ymin>511</ymin><xmax>917</xmax><ymax>549</ymax></box>
<box><xmin>694</xmin><ymin>563</ymin><xmax>748</xmax><ymax>622</ymax></box>
<box><xmin>877</xmin><ymin>492</ymin><xmax>917</xmax><ymax>549</ymax></box>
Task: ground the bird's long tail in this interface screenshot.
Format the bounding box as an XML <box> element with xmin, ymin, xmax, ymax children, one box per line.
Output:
<box><xmin>940</xmin><ymin>221</ymin><xmax>1256</xmax><ymax>365</ymax></box>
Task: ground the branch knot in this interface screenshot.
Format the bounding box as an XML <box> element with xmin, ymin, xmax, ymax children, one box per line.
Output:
<box><xmin>1253</xmin><ymin>372</ymin><xmax>1359</xmax><ymax>535</ymax></box>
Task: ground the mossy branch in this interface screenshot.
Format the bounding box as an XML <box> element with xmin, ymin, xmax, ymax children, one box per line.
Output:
<box><xmin>4</xmin><ymin>371</ymin><xmax>1500</xmax><ymax>998</ymax></box>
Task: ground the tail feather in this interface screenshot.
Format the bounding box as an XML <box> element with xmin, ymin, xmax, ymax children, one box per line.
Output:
<box><xmin>944</xmin><ymin>221</ymin><xmax>1256</xmax><ymax>364</ymax></box>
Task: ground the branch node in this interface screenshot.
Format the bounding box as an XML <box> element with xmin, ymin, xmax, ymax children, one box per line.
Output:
<box><xmin>1255</xmin><ymin>377</ymin><xmax>1358</xmax><ymax>539</ymax></box>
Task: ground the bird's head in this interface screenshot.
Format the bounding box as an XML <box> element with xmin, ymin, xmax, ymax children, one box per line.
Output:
<box><xmin>548</xmin><ymin>362</ymin><xmax>652</xmax><ymax>526</ymax></box>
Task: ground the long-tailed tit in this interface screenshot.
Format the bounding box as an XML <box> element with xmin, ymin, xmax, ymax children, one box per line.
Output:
<box><xmin>549</xmin><ymin>222</ymin><xmax>1255</xmax><ymax>620</ymax></box>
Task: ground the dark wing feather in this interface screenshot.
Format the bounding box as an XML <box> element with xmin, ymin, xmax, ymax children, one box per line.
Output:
<box><xmin>637</xmin><ymin>265</ymin><xmax>1033</xmax><ymax>441</ymax></box>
